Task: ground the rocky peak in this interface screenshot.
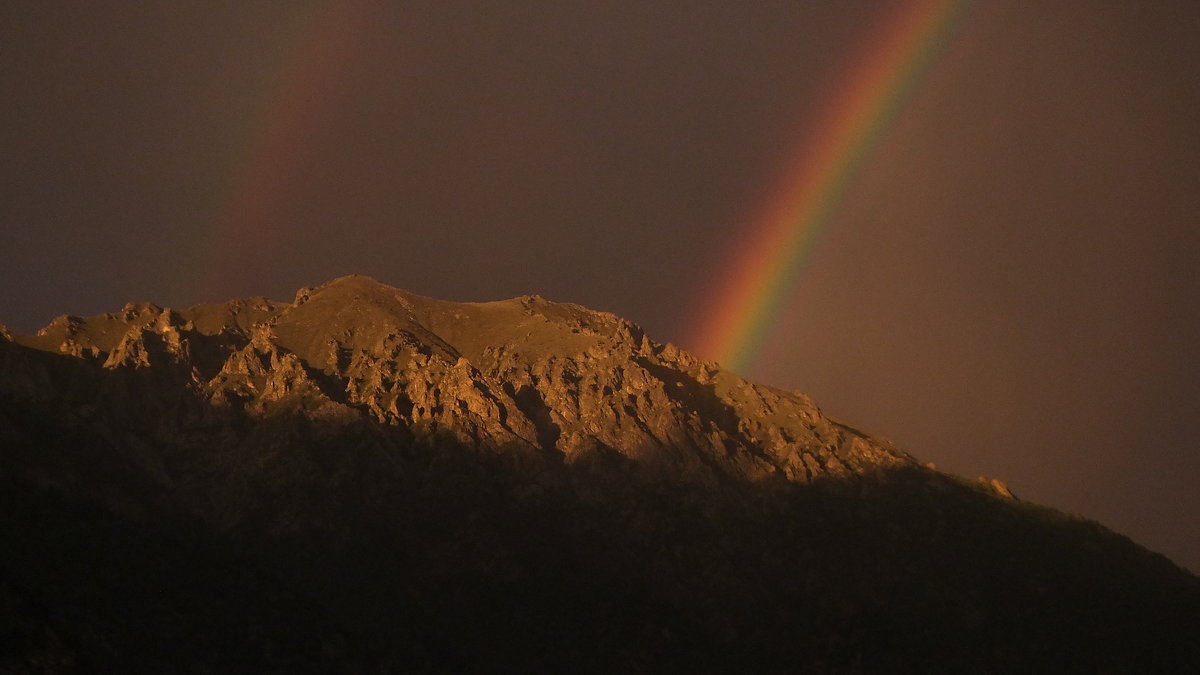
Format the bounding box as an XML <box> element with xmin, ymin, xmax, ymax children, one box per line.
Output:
<box><xmin>4</xmin><ymin>276</ymin><xmax>911</xmax><ymax>485</ymax></box>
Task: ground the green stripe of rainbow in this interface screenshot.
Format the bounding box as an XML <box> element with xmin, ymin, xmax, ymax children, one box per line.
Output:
<box><xmin>691</xmin><ymin>0</ymin><xmax>973</xmax><ymax>374</ymax></box>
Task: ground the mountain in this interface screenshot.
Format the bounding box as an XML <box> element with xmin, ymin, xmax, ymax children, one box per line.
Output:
<box><xmin>1</xmin><ymin>275</ymin><xmax>1197</xmax><ymax>672</ymax></box>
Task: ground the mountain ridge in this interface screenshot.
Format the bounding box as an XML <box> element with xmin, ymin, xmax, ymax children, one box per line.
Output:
<box><xmin>1</xmin><ymin>275</ymin><xmax>1197</xmax><ymax>672</ymax></box>
<box><xmin>8</xmin><ymin>274</ymin><xmax>916</xmax><ymax>487</ymax></box>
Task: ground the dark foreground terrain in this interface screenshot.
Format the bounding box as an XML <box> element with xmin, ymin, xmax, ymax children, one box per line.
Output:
<box><xmin>2</xmin><ymin>276</ymin><xmax>1197</xmax><ymax>672</ymax></box>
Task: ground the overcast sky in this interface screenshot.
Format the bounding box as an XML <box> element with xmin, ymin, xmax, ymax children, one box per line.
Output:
<box><xmin>3</xmin><ymin>0</ymin><xmax>1198</xmax><ymax>572</ymax></box>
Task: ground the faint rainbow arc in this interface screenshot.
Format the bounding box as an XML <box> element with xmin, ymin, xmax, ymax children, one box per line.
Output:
<box><xmin>692</xmin><ymin>0</ymin><xmax>973</xmax><ymax>374</ymax></box>
<box><xmin>188</xmin><ymin>1</ymin><xmax>368</xmax><ymax>302</ymax></box>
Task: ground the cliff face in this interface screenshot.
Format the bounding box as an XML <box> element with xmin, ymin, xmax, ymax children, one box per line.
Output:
<box><xmin>1</xmin><ymin>276</ymin><xmax>1196</xmax><ymax>672</ymax></box>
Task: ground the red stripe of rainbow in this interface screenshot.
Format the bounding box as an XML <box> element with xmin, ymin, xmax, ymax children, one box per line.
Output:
<box><xmin>691</xmin><ymin>0</ymin><xmax>973</xmax><ymax>374</ymax></box>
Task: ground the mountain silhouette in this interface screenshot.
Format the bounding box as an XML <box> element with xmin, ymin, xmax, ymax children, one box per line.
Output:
<box><xmin>1</xmin><ymin>275</ymin><xmax>1196</xmax><ymax>672</ymax></box>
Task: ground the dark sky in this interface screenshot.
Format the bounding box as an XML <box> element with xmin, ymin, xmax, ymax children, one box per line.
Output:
<box><xmin>3</xmin><ymin>1</ymin><xmax>1198</xmax><ymax>572</ymax></box>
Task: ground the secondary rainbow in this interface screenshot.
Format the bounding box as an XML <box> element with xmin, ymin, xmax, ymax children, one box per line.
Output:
<box><xmin>188</xmin><ymin>1</ymin><xmax>368</xmax><ymax>301</ymax></box>
<box><xmin>691</xmin><ymin>0</ymin><xmax>973</xmax><ymax>374</ymax></box>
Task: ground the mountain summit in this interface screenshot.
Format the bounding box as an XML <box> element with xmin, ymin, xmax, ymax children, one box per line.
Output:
<box><xmin>2</xmin><ymin>276</ymin><xmax>1197</xmax><ymax>672</ymax></box>
<box><xmin>10</xmin><ymin>274</ymin><xmax>908</xmax><ymax>487</ymax></box>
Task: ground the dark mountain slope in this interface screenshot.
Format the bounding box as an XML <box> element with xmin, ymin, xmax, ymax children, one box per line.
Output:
<box><xmin>1</xmin><ymin>275</ymin><xmax>1197</xmax><ymax>672</ymax></box>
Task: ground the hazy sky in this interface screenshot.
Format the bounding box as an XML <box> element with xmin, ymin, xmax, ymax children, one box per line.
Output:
<box><xmin>3</xmin><ymin>1</ymin><xmax>1198</xmax><ymax>572</ymax></box>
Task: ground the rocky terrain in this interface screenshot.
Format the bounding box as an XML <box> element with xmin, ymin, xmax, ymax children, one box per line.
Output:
<box><xmin>2</xmin><ymin>275</ymin><xmax>1197</xmax><ymax>672</ymax></box>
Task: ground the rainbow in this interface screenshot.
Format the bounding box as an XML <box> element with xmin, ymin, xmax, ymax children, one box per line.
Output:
<box><xmin>690</xmin><ymin>0</ymin><xmax>974</xmax><ymax>374</ymax></box>
<box><xmin>190</xmin><ymin>2</ymin><xmax>369</xmax><ymax>301</ymax></box>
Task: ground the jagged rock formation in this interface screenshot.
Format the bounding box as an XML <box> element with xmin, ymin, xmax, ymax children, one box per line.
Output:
<box><xmin>13</xmin><ymin>275</ymin><xmax>902</xmax><ymax>483</ymax></box>
<box><xmin>1</xmin><ymin>276</ymin><xmax>1197</xmax><ymax>672</ymax></box>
